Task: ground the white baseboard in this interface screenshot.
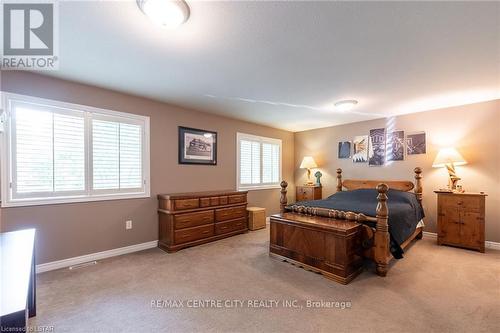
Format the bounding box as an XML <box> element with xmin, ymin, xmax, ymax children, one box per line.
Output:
<box><xmin>36</xmin><ymin>240</ymin><xmax>158</xmax><ymax>274</ymax></box>
<box><xmin>423</xmin><ymin>232</ymin><xmax>500</xmax><ymax>250</ymax></box>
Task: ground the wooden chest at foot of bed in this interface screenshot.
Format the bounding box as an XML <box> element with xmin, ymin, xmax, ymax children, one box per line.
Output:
<box><xmin>269</xmin><ymin>213</ymin><xmax>364</xmax><ymax>284</ymax></box>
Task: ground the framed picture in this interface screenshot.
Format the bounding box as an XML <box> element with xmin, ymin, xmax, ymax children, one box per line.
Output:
<box><xmin>406</xmin><ymin>132</ymin><xmax>426</xmax><ymax>155</ymax></box>
<box><xmin>368</xmin><ymin>128</ymin><xmax>386</xmax><ymax>166</ymax></box>
<box><xmin>386</xmin><ymin>130</ymin><xmax>405</xmax><ymax>161</ymax></box>
<box><xmin>353</xmin><ymin>135</ymin><xmax>368</xmax><ymax>163</ymax></box>
<box><xmin>178</xmin><ymin>126</ymin><xmax>217</xmax><ymax>165</ymax></box>
<box><xmin>338</xmin><ymin>141</ymin><xmax>352</xmax><ymax>159</ymax></box>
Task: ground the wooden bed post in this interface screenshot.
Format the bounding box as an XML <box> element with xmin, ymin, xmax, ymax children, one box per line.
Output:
<box><xmin>336</xmin><ymin>168</ymin><xmax>343</xmax><ymax>192</ymax></box>
<box><xmin>374</xmin><ymin>183</ymin><xmax>390</xmax><ymax>277</ymax></box>
<box><xmin>414</xmin><ymin>167</ymin><xmax>423</xmax><ymax>203</ymax></box>
<box><xmin>280</xmin><ymin>181</ymin><xmax>288</xmax><ymax>213</ymax></box>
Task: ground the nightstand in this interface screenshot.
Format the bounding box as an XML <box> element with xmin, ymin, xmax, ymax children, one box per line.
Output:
<box><xmin>296</xmin><ymin>185</ymin><xmax>322</xmax><ymax>202</ymax></box>
<box><xmin>435</xmin><ymin>191</ymin><xmax>486</xmax><ymax>252</ymax></box>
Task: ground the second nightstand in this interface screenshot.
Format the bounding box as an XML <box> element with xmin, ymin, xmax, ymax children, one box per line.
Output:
<box><xmin>435</xmin><ymin>191</ymin><xmax>486</xmax><ymax>252</ymax></box>
<box><xmin>296</xmin><ymin>185</ymin><xmax>322</xmax><ymax>202</ymax></box>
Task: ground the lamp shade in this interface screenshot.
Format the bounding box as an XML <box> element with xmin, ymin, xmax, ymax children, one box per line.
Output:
<box><xmin>300</xmin><ymin>156</ymin><xmax>318</xmax><ymax>169</ymax></box>
<box><xmin>432</xmin><ymin>147</ymin><xmax>467</xmax><ymax>168</ymax></box>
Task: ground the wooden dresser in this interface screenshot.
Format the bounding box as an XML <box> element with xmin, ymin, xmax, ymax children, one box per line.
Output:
<box><xmin>158</xmin><ymin>190</ymin><xmax>248</xmax><ymax>252</ymax></box>
<box><xmin>435</xmin><ymin>191</ymin><xmax>486</xmax><ymax>252</ymax></box>
<box><xmin>296</xmin><ymin>185</ymin><xmax>322</xmax><ymax>202</ymax></box>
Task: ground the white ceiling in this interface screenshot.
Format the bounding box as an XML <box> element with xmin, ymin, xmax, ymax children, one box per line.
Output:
<box><xmin>42</xmin><ymin>0</ymin><xmax>499</xmax><ymax>132</ymax></box>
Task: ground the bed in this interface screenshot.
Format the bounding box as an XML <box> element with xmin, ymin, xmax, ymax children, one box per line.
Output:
<box><xmin>270</xmin><ymin>167</ymin><xmax>424</xmax><ymax>280</ymax></box>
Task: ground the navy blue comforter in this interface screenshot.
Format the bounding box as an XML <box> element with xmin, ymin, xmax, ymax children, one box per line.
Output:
<box><xmin>290</xmin><ymin>189</ymin><xmax>424</xmax><ymax>258</ymax></box>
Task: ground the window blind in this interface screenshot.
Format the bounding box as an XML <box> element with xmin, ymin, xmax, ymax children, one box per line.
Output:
<box><xmin>92</xmin><ymin>119</ymin><xmax>120</xmax><ymax>190</ymax></box>
<box><xmin>239</xmin><ymin>140</ymin><xmax>261</xmax><ymax>185</ymax></box>
<box><xmin>262</xmin><ymin>142</ymin><xmax>280</xmax><ymax>184</ymax></box>
<box><xmin>237</xmin><ymin>133</ymin><xmax>281</xmax><ymax>190</ymax></box>
<box><xmin>3</xmin><ymin>94</ymin><xmax>150</xmax><ymax>207</ymax></box>
<box><xmin>14</xmin><ymin>107</ymin><xmax>85</xmax><ymax>196</ymax></box>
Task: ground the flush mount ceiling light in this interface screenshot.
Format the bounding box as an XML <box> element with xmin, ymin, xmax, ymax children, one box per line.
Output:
<box><xmin>137</xmin><ymin>0</ymin><xmax>190</xmax><ymax>29</ymax></box>
<box><xmin>334</xmin><ymin>100</ymin><xmax>358</xmax><ymax>112</ymax></box>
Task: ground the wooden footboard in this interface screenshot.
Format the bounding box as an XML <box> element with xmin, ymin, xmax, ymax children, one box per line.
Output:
<box><xmin>277</xmin><ymin>167</ymin><xmax>424</xmax><ymax>278</ymax></box>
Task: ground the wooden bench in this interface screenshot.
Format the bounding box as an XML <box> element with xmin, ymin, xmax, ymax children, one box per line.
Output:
<box><xmin>269</xmin><ymin>213</ymin><xmax>363</xmax><ymax>284</ymax></box>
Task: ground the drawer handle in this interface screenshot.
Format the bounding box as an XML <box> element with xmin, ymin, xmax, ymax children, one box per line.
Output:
<box><xmin>221</xmin><ymin>226</ymin><xmax>228</xmax><ymax>230</ymax></box>
<box><xmin>202</xmin><ymin>230</ymin><xmax>210</xmax><ymax>234</ymax></box>
<box><xmin>181</xmin><ymin>233</ymin><xmax>191</xmax><ymax>237</ymax></box>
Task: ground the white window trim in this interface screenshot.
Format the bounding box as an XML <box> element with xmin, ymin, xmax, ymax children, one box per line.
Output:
<box><xmin>0</xmin><ymin>92</ymin><xmax>151</xmax><ymax>207</ymax></box>
<box><xmin>236</xmin><ymin>132</ymin><xmax>282</xmax><ymax>191</ymax></box>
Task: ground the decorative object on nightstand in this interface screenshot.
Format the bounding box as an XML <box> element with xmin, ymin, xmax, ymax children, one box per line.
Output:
<box><xmin>314</xmin><ymin>171</ymin><xmax>322</xmax><ymax>186</ymax></box>
<box><xmin>296</xmin><ymin>185</ymin><xmax>322</xmax><ymax>202</ymax></box>
<box><xmin>299</xmin><ymin>156</ymin><xmax>317</xmax><ymax>185</ymax></box>
<box><xmin>247</xmin><ymin>207</ymin><xmax>266</xmax><ymax>230</ymax></box>
<box><xmin>435</xmin><ymin>191</ymin><xmax>486</xmax><ymax>253</ymax></box>
<box><xmin>432</xmin><ymin>147</ymin><xmax>467</xmax><ymax>191</ymax></box>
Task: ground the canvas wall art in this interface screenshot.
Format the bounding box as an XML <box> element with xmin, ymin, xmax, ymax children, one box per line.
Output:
<box><xmin>338</xmin><ymin>141</ymin><xmax>352</xmax><ymax>159</ymax></box>
<box><xmin>178</xmin><ymin>126</ymin><xmax>217</xmax><ymax>165</ymax></box>
<box><xmin>368</xmin><ymin>128</ymin><xmax>386</xmax><ymax>166</ymax></box>
<box><xmin>353</xmin><ymin>135</ymin><xmax>368</xmax><ymax>163</ymax></box>
<box><xmin>386</xmin><ymin>130</ymin><xmax>405</xmax><ymax>161</ymax></box>
<box><xmin>406</xmin><ymin>132</ymin><xmax>426</xmax><ymax>155</ymax></box>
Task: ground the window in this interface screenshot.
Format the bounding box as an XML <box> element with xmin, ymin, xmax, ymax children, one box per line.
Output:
<box><xmin>1</xmin><ymin>93</ymin><xmax>150</xmax><ymax>207</ymax></box>
<box><xmin>237</xmin><ymin>133</ymin><xmax>281</xmax><ymax>190</ymax></box>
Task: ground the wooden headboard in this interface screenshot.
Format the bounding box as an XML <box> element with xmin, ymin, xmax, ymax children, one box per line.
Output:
<box><xmin>336</xmin><ymin>167</ymin><xmax>423</xmax><ymax>201</ymax></box>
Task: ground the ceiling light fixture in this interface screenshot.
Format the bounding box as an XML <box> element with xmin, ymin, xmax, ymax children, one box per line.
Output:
<box><xmin>334</xmin><ymin>100</ymin><xmax>358</xmax><ymax>112</ymax></box>
<box><xmin>137</xmin><ymin>0</ymin><xmax>190</xmax><ymax>29</ymax></box>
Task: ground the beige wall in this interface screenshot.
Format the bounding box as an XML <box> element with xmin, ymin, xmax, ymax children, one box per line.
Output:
<box><xmin>294</xmin><ymin>100</ymin><xmax>500</xmax><ymax>243</ymax></box>
<box><xmin>0</xmin><ymin>72</ymin><xmax>295</xmax><ymax>264</ymax></box>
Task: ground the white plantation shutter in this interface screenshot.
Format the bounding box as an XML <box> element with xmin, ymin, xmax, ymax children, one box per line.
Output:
<box><xmin>14</xmin><ymin>107</ymin><xmax>54</xmax><ymax>194</ymax></box>
<box><xmin>92</xmin><ymin>119</ymin><xmax>120</xmax><ymax>190</ymax></box>
<box><xmin>3</xmin><ymin>94</ymin><xmax>150</xmax><ymax>207</ymax></box>
<box><xmin>119</xmin><ymin>123</ymin><xmax>143</xmax><ymax>188</ymax></box>
<box><xmin>239</xmin><ymin>140</ymin><xmax>261</xmax><ymax>185</ymax></box>
<box><xmin>92</xmin><ymin>118</ymin><xmax>144</xmax><ymax>191</ymax></box>
<box><xmin>239</xmin><ymin>140</ymin><xmax>253</xmax><ymax>184</ymax></box>
<box><xmin>262</xmin><ymin>142</ymin><xmax>280</xmax><ymax>184</ymax></box>
<box><xmin>237</xmin><ymin>133</ymin><xmax>281</xmax><ymax>190</ymax></box>
<box><xmin>53</xmin><ymin>113</ymin><xmax>85</xmax><ymax>192</ymax></box>
<box><xmin>13</xmin><ymin>106</ymin><xmax>86</xmax><ymax>197</ymax></box>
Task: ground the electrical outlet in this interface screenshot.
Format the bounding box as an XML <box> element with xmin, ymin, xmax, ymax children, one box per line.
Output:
<box><xmin>125</xmin><ymin>220</ymin><xmax>133</xmax><ymax>230</ymax></box>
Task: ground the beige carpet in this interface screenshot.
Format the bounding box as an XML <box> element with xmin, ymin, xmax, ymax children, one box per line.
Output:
<box><xmin>31</xmin><ymin>228</ymin><xmax>500</xmax><ymax>333</ymax></box>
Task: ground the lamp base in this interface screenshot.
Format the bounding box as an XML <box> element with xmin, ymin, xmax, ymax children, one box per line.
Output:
<box><xmin>446</xmin><ymin>163</ymin><xmax>461</xmax><ymax>191</ymax></box>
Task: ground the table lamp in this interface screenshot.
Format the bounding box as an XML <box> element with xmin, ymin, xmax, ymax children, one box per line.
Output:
<box><xmin>300</xmin><ymin>156</ymin><xmax>317</xmax><ymax>185</ymax></box>
<box><xmin>432</xmin><ymin>147</ymin><xmax>467</xmax><ymax>191</ymax></box>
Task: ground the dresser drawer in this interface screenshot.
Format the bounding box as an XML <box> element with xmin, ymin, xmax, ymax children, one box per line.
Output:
<box><xmin>219</xmin><ymin>196</ymin><xmax>228</xmax><ymax>205</ymax></box>
<box><xmin>174</xmin><ymin>198</ymin><xmax>199</xmax><ymax>210</ymax></box>
<box><xmin>440</xmin><ymin>195</ymin><xmax>481</xmax><ymax>212</ymax></box>
<box><xmin>200</xmin><ymin>197</ymin><xmax>221</xmax><ymax>207</ymax></box>
<box><xmin>215</xmin><ymin>205</ymin><xmax>247</xmax><ymax>221</ymax></box>
<box><xmin>228</xmin><ymin>194</ymin><xmax>246</xmax><ymax>204</ymax></box>
<box><xmin>210</xmin><ymin>197</ymin><xmax>220</xmax><ymax>206</ymax></box>
<box><xmin>175</xmin><ymin>224</ymin><xmax>214</xmax><ymax>244</ymax></box>
<box><xmin>215</xmin><ymin>218</ymin><xmax>247</xmax><ymax>235</ymax></box>
<box><xmin>174</xmin><ymin>210</ymin><xmax>214</xmax><ymax>230</ymax></box>
<box><xmin>296</xmin><ymin>187</ymin><xmax>313</xmax><ymax>201</ymax></box>
<box><xmin>200</xmin><ymin>197</ymin><xmax>211</xmax><ymax>208</ymax></box>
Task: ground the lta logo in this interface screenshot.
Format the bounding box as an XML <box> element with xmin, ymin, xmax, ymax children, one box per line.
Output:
<box><xmin>1</xmin><ymin>1</ymin><xmax>59</xmax><ymax>70</ymax></box>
